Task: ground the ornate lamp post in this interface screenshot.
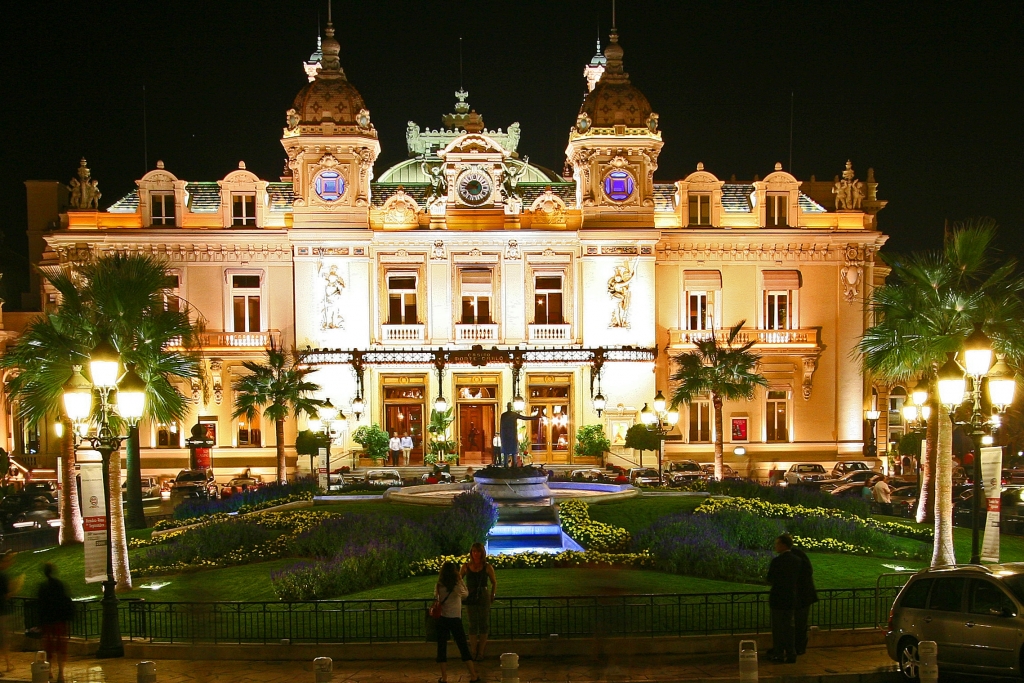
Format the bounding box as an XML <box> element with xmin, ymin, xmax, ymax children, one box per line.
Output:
<box><xmin>62</xmin><ymin>341</ymin><xmax>147</xmax><ymax>659</ymax></box>
<box><xmin>308</xmin><ymin>397</ymin><xmax>342</xmax><ymax>491</ymax></box>
<box><xmin>640</xmin><ymin>390</ymin><xmax>679</xmax><ymax>480</ymax></box>
<box><xmin>864</xmin><ymin>409</ymin><xmax>881</xmax><ymax>459</ymax></box>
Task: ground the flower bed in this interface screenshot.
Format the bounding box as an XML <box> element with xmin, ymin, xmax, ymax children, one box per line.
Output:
<box><xmin>409</xmin><ymin>550</ymin><xmax>655</xmax><ymax>576</ymax></box>
<box><xmin>677</xmin><ymin>479</ymin><xmax>873</xmax><ymax>516</ymax></box>
<box><xmin>558</xmin><ymin>498</ymin><xmax>631</xmax><ymax>552</ymax></box>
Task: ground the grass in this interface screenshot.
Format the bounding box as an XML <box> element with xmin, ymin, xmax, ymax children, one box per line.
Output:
<box><xmin>587</xmin><ymin>495</ymin><xmax>706</xmax><ymax>532</ymax></box>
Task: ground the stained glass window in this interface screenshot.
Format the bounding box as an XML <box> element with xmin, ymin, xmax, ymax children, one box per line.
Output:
<box><xmin>603</xmin><ymin>170</ymin><xmax>635</xmax><ymax>201</ymax></box>
<box><xmin>314</xmin><ymin>170</ymin><xmax>344</xmax><ymax>201</ymax></box>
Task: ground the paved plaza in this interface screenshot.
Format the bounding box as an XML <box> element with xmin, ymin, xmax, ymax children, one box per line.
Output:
<box><xmin>5</xmin><ymin>644</ymin><xmax>900</xmax><ymax>683</ymax></box>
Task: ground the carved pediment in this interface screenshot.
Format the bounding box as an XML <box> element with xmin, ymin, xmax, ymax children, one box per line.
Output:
<box><xmin>439</xmin><ymin>133</ymin><xmax>509</xmax><ymax>159</ymax></box>
<box><xmin>380</xmin><ymin>188</ymin><xmax>420</xmax><ymax>226</ymax></box>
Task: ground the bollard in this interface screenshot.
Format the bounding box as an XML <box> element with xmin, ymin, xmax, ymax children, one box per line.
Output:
<box><xmin>314</xmin><ymin>656</ymin><xmax>333</xmax><ymax>683</ymax></box>
<box><xmin>917</xmin><ymin>640</ymin><xmax>938</xmax><ymax>683</ymax></box>
<box><xmin>31</xmin><ymin>652</ymin><xmax>50</xmax><ymax>683</ymax></box>
<box><xmin>500</xmin><ymin>652</ymin><xmax>520</xmax><ymax>683</ymax></box>
<box><xmin>137</xmin><ymin>661</ymin><xmax>157</xmax><ymax>683</ymax></box>
<box><xmin>738</xmin><ymin>640</ymin><xmax>758</xmax><ymax>683</ymax></box>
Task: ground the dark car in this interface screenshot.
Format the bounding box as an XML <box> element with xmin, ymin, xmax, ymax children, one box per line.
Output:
<box><xmin>0</xmin><ymin>493</ymin><xmax>59</xmax><ymax>530</ymax></box>
<box><xmin>701</xmin><ymin>463</ymin><xmax>741</xmax><ymax>481</ymax></box>
<box><xmin>831</xmin><ymin>461</ymin><xmax>874</xmax><ymax>478</ymax></box>
<box><xmin>665</xmin><ymin>460</ymin><xmax>704</xmax><ymax>486</ymax></box>
<box><xmin>169</xmin><ymin>469</ymin><xmax>218</xmax><ymax>501</ymax></box>
<box><xmin>828</xmin><ymin>482</ymin><xmax>871</xmax><ymax>500</ymax></box>
<box><xmin>21</xmin><ymin>481</ymin><xmax>57</xmax><ymax>502</ymax></box>
<box><xmin>953</xmin><ymin>486</ymin><xmax>1024</xmax><ymax>529</ymax></box>
<box><xmin>820</xmin><ymin>469</ymin><xmax>879</xmax><ymax>492</ymax></box>
<box><xmin>889</xmin><ymin>484</ymin><xmax>919</xmax><ymax>517</ymax></box>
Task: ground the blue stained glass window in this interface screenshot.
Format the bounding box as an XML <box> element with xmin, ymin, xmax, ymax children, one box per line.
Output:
<box><xmin>603</xmin><ymin>170</ymin><xmax>635</xmax><ymax>201</ymax></box>
<box><xmin>314</xmin><ymin>170</ymin><xmax>344</xmax><ymax>201</ymax></box>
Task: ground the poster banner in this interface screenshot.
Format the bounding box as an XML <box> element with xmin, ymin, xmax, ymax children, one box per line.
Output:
<box><xmin>981</xmin><ymin>446</ymin><xmax>1004</xmax><ymax>563</ymax></box>
<box><xmin>317</xmin><ymin>448</ymin><xmax>328</xmax><ymax>491</ymax></box>
<box><xmin>80</xmin><ymin>461</ymin><xmax>108</xmax><ymax>584</ymax></box>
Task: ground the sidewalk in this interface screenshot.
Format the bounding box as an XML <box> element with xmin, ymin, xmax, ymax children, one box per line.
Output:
<box><xmin>6</xmin><ymin>645</ymin><xmax>899</xmax><ymax>683</ymax></box>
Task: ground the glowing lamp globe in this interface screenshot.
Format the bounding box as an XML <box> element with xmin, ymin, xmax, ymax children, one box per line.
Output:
<box><xmin>653</xmin><ymin>391</ymin><xmax>667</xmax><ymax>414</ymax></box>
<box><xmin>434</xmin><ymin>395</ymin><xmax>448</xmax><ymax>413</ymax></box>
<box><xmin>865</xmin><ymin>409</ymin><xmax>881</xmax><ymax>422</ymax></box>
<box><xmin>89</xmin><ymin>339</ymin><xmax>121</xmax><ymax>390</ymax></box>
<box><xmin>116</xmin><ymin>366</ymin><xmax>147</xmax><ymax>423</ymax></box>
<box><xmin>937</xmin><ymin>354</ymin><xmax>966</xmax><ymax>410</ymax></box>
<box><xmin>912</xmin><ymin>377</ymin><xmax>929</xmax><ymax>409</ymax></box>
<box><xmin>640</xmin><ymin>403</ymin><xmax>655</xmax><ymax>425</ymax></box>
<box><xmin>921</xmin><ymin>405</ymin><xmax>932</xmax><ymax>421</ymax></box>
<box><xmin>308</xmin><ymin>414</ymin><xmax>322</xmax><ymax>433</ymax></box>
<box><xmin>988</xmin><ymin>356</ymin><xmax>1017</xmax><ymax>410</ymax></box>
<box><xmin>320</xmin><ymin>398</ymin><xmax>338</xmax><ymax>424</ymax></box>
<box><xmin>593</xmin><ymin>392</ymin><xmax>606</xmax><ymax>415</ymax></box>
<box><xmin>513</xmin><ymin>394</ymin><xmax>525</xmax><ymax>412</ymax></box>
<box><xmin>982</xmin><ymin>434</ymin><xmax>994</xmax><ymax>446</ymax></box>
<box><xmin>963</xmin><ymin>323</ymin><xmax>993</xmax><ymax>377</ymax></box>
<box><xmin>53</xmin><ymin>419</ymin><xmax>64</xmax><ymax>438</ymax></box>
<box><xmin>351</xmin><ymin>395</ymin><xmax>364</xmax><ymax>418</ymax></box>
<box><xmin>666</xmin><ymin>407</ymin><xmax>680</xmax><ymax>426</ymax></box>
<box><xmin>902</xmin><ymin>404</ymin><xmax>919</xmax><ymax>423</ymax></box>
<box><xmin>62</xmin><ymin>366</ymin><xmax>93</xmax><ymax>423</ymax></box>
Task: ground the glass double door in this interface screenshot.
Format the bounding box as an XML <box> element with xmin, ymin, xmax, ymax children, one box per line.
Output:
<box><xmin>383</xmin><ymin>384</ymin><xmax>424</xmax><ymax>465</ymax></box>
<box><xmin>528</xmin><ymin>383</ymin><xmax>571</xmax><ymax>462</ymax></box>
<box><xmin>457</xmin><ymin>403</ymin><xmax>496</xmax><ymax>465</ymax></box>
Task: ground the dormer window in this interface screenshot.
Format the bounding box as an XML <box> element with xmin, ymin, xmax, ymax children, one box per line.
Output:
<box><xmin>766</xmin><ymin>193</ymin><xmax>789</xmax><ymax>227</ymax></box>
<box><xmin>232</xmin><ymin>193</ymin><xmax>257</xmax><ymax>226</ymax></box>
<box><xmin>151</xmin><ymin>192</ymin><xmax>175</xmax><ymax>225</ymax></box>
<box><xmin>688</xmin><ymin>194</ymin><xmax>711</xmax><ymax>226</ymax></box>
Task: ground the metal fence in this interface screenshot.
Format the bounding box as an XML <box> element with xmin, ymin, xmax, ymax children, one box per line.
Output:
<box><xmin>11</xmin><ymin>580</ymin><xmax>911</xmax><ymax>645</ymax></box>
<box><xmin>0</xmin><ymin>527</ymin><xmax>59</xmax><ymax>553</ymax></box>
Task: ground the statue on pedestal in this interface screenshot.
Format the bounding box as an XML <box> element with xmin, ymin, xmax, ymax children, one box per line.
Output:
<box><xmin>499</xmin><ymin>402</ymin><xmax>540</xmax><ymax>467</ymax></box>
<box><xmin>68</xmin><ymin>158</ymin><xmax>101</xmax><ymax>209</ymax></box>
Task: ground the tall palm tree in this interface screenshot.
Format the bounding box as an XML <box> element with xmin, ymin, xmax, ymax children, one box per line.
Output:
<box><xmin>233</xmin><ymin>343</ymin><xmax>323</xmax><ymax>483</ymax></box>
<box><xmin>2</xmin><ymin>253</ymin><xmax>204</xmax><ymax>587</ymax></box>
<box><xmin>860</xmin><ymin>219</ymin><xmax>1024</xmax><ymax>566</ymax></box>
<box><xmin>669</xmin><ymin>320</ymin><xmax>768</xmax><ymax>481</ymax></box>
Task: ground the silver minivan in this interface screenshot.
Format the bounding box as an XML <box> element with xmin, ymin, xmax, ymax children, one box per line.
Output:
<box><xmin>886</xmin><ymin>564</ymin><xmax>1024</xmax><ymax>679</ymax></box>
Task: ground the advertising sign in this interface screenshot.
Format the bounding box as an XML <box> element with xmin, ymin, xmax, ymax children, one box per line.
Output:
<box><xmin>981</xmin><ymin>446</ymin><xmax>1004</xmax><ymax>563</ymax></box>
<box><xmin>80</xmin><ymin>461</ymin><xmax>108</xmax><ymax>584</ymax></box>
<box><xmin>317</xmin><ymin>448</ymin><xmax>328</xmax><ymax>491</ymax></box>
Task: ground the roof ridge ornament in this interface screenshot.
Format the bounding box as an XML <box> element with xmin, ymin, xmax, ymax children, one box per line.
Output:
<box><xmin>317</xmin><ymin>0</ymin><xmax>346</xmax><ymax>79</ymax></box>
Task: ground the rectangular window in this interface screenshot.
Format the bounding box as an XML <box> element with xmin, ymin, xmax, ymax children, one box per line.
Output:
<box><xmin>162</xmin><ymin>274</ymin><xmax>181</xmax><ymax>313</ymax></box>
<box><xmin>387</xmin><ymin>274</ymin><xmax>418</xmax><ymax>324</ymax></box>
<box><xmin>534</xmin><ymin>275</ymin><xmax>563</xmax><ymax>324</ymax></box>
<box><xmin>766</xmin><ymin>390</ymin><xmax>788</xmax><ymax>442</ymax></box>
<box><xmin>151</xmin><ymin>192</ymin><xmax>175</xmax><ymax>225</ymax></box>
<box><xmin>460</xmin><ymin>269</ymin><xmax>492</xmax><ymax>324</ymax></box>
<box><xmin>766</xmin><ymin>193</ymin><xmax>788</xmax><ymax>227</ymax></box>
<box><xmin>764</xmin><ymin>291</ymin><xmax>790</xmax><ymax>330</ymax></box>
<box><xmin>231</xmin><ymin>274</ymin><xmax>261</xmax><ymax>332</ymax></box>
<box><xmin>688</xmin><ymin>194</ymin><xmax>711</xmax><ymax>226</ymax></box>
<box><xmin>232</xmin><ymin>193</ymin><xmax>256</xmax><ymax>226</ymax></box>
<box><xmin>687</xmin><ymin>291</ymin><xmax>714</xmax><ymax>330</ymax></box>
<box><xmin>688</xmin><ymin>400</ymin><xmax>711</xmax><ymax>443</ymax></box>
<box><xmin>238</xmin><ymin>415</ymin><xmax>262</xmax><ymax>447</ymax></box>
<box><xmin>156</xmin><ymin>422</ymin><xmax>180</xmax><ymax>448</ymax></box>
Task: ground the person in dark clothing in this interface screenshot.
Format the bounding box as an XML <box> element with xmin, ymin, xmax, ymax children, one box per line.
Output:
<box><xmin>37</xmin><ymin>563</ymin><xmax>74</xmax><ymax>683</ymax></box>
<box><xmin>789</xmin><ymin>544</ymin><xmax>819</xmax><ymax>655</ymax></box>
<box><xmin>766</xmin><ymin>533</ymin><xmax>802</xmax><ymax>663</ymax></box>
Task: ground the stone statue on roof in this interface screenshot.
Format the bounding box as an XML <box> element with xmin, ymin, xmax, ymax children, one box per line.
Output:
<box><xmin>406</xmin><ymin>121</ymin><xmax>425</xmax><ymax>156</ymax></box>
<box><xmin>68</xmin><ymin>158</ymin><xmax>101</xmax><ymax>210</ymax></box>
<box><xmin>505</xmin><ymin>122</ymin><xmax>521</xmax><ymax>156</ymax></box>
<box><xmin>420</xmin><ymin>158</ymin><xmax>447</xmax><ymax>200</ymax></box>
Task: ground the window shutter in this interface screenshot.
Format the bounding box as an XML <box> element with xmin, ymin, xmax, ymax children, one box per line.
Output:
<box><xmin>461</xmin><ymin>269</ymin><xmax>492</xmax><ymax>294</ymax></box>
<box><xmin>683</xmin><ymin>270</ymin><xmax>722</xmax><ymax>290</ymax></box>
<box><xmin>761</xmin><ymin>270</ymin><xmax>801</xmax><ymax>290</ymax></box>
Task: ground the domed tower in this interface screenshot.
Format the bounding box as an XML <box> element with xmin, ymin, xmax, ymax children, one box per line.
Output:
<box><xmin>281</xmin><ymin>13</ymin><xmax>380</xmax><ymax>228</ymax></box>
<box><xmin>565</xmin><ymin>28</ymin><xmax>662</xmax><ymax>225</ymax></box>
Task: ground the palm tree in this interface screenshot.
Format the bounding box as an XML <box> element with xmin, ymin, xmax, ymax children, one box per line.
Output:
<box><xmin>233</xmin><ymin>343</ymin><xmax>323</xmax><ymax>483</ymax></box>
<box><xmin>2</xmin><ymin>253</ymin><xmax>204</xmax><ymax>587</ymax></box>
<box><xmin>669</xmin><ymin>321</ymin><xmax>768</xmax><ymax>481</ymax></box>
<box><xmin>860</xmin><ymin>219</ymin><xmax>1024</xmax><ymax>566</ymax></box>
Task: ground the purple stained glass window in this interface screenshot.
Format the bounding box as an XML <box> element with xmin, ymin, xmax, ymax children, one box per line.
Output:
<box><xmin>603</xmin><ymin>170</ymin><xmax>635</xmax><ymax>201</ymax></box>
<box><xmin>314</xmin><ymin>170</ymin><xmax>344</xmax><ymax>201</ymax></box>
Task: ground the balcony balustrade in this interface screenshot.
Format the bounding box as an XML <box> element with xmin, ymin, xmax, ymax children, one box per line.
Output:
<box><xmin>454</xmin><ymin>323</ymin><xmax>499</xmax><ymax>343</ymax></box>
<box><xmin>167</xmin><ymin>330</ymin><xmax>281</xmax><ymax>351</ymax></box>
<box><xmin>528</xmin><ymin>324</ymin><xmax>572</xmax><ymax>343</ymax></box>
<box><xmin>668</xmin><ymin>327</ymin><xmax>821</xmax><ymax>352</ymax></box>
<box><xmin>381</xmin><ymin>324</ymin><xmax>426</xmax><ymax>344</ymax></box>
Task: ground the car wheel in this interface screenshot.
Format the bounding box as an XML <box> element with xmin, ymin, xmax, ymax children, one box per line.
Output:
<box><xmin>898</xmin><ymin>637</ymin><xmax>920</xmax><ymax>682</ymax></box>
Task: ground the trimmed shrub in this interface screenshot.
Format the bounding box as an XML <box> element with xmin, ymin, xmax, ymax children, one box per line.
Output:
<box><xmin>170</xmin><ymin>477</ymin><xmax>320</xmax><ymax>522</ymax></box>
<box><xmin>559</xmin><ymin>499</ymin><xmax>631</xmax><ymax>552</ymax></box>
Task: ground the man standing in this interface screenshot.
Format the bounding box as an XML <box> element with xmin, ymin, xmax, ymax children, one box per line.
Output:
<box><xmin>789</xmin><ymin>540</ymin><xmax>819</xmax><ymax>656</ymax></box>
<box><xmin>499</xmin><ymin>402</ymin><xmax>540</xmax><ymax>467</ymax></box>
<box><xmin>389</xmin><ymin>431</ymin><xmax>402</xmax><ymax>467</ymax></box>
<box><xmin>400</xmin><ymin>432</ymin><xmax>414</xmax><ymax>466</ymax></box>
<box><xmin>873</xmin><ymin>475</ymin><xmax>893</xmax><ymax>515</ymax></box>
<box><xmin>766</xmin><ymin>534</ymin><xmax>802</xmax><ymax>663</ymax></box>
<box><xmin>491</xmin><ymin>432</ymin><xmax>502</xmax><ymax>466</ymax></box>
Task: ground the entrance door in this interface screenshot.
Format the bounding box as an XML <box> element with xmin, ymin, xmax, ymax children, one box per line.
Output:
<box><xmin>527</xmin><ymin>381</ymin><xmax>571</xmax><ymax>463</ymax></box>
<box><xmin>382</xmin><ymin>384</ymin><xmax>425</xmax><ymax>465</ymax></box>
<box><xmin>458</xmin><ymin>403</ymin><xmax>495</xmax><ymax>465</ymax></box>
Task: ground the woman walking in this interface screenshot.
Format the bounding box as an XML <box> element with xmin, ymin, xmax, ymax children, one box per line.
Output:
<box><xmin>461</xmin><ymin>542</ymin><xmax>497</xmax><ymax>661</ymax></box>
<box><xmin>434</xmin><ymin>561</ymin><xmax>479</xmax><ymax>683</ymax></box>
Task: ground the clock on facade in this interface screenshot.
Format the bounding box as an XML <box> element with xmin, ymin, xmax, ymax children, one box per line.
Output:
<box><xmin>456</xmin><ymin>169</ymin><xmax>493</xmax><ymax>206</ymax></box>
<box><xmin>314</xmin><ymin>170</ymin><xmax>345</xmax><ymax>201</ymax></box>
<box><xmin>602</xmin><ymin>170</ymin><xmax>635</xmax><ymax>202</ymax></box>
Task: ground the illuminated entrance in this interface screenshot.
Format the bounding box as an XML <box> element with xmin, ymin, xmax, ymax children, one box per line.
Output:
<box><xmin>381</xmin><ymin>375</ymin><xmax>425</xmax><ymax>465</ymax></box>
<box><xmin>527</xmin><ymin>374</ymin><xmax>572</xmax><ymax>463</ymax></box>
<box><xmin>455</xmin><ymin>375</ymin><xmax>499</xmax><ymax>465</ymax></box>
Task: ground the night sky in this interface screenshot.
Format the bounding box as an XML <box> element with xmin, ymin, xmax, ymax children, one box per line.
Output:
<box><xmin>1</xmin><ymin>1</ymin><xmax>1021</xmax><ymax>309</ymax></box>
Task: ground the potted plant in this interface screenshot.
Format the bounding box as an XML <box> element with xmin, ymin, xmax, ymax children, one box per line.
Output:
<box><xmin>574</xmin><ymin>424</ymin><xmax>612</xmax><ymax>464</ymax></box>
<box><xmin>352</xmin><ymin>424</ymin><xmax>390</xmax><ymax>466</ymax></box>
<box><xmin>426</xmin><ymin>408</ymin><xmax>459</xmax><ymax>465</ymax></box>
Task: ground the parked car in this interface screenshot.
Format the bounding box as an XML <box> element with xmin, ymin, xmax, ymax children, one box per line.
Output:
<box><xmin>953</xmin><ymin>486</ymin><xmax>1024</xmax><ymax>528</ymax></box>
<box><xmin>21</xmin><ymin>481</ymin><xmax>57</xmax><ymax>502</ymax></box>
<box><xmin>784</xmin><ymin>463</ymin><xmax>830</xmax><ymax>486</ymax></box>
<box><xmin>220</xmin><ymin>475</ymin><xmax>263</xmax><ymax>498</ymax></box>
<box><xmin>831</xmin><ymin>461</ymin><xmax>874</xmax><ymax>478</ymax></box>
<box><xmin>0</xmin><ymin>493</ymin><xmax>59</xmax><ymax>530</ymax></box>
<box><xmin>827</xmin><ymin>482</ymin><xmax>870</xmax><ymax>500</ymax></box>
<box><xmin>664</xmin><ymin>460</ymin><xmax>704</xmax><ymax>486</ymax></box>
<box><xmin>889</xmin><ymin>484</ymin><xmax>919</xmax><ymax>517</ymax></box>
<box><xmin>121</xmin><ymin>476</ymin><xmax>161</xmax><ymax>499</ymax></box>
<box><xmin>628</xmin><ymin>468</ymin><xmax>663</xmax><ymax>487</ymax></box>
<box><xmin>700</xmin><ymin>463</ymin><xmax>741</xmax><ymax>481</ymax></box>
<box><xmin>887</xmin><ymin>564</ymin><xmax>1024</xmax><ymax>679</ymax></box>
<box><xmin>819</xmin><ymin>469</ymin><xmax>879</xmax><ymax>492</ymax></box>
<box><xmin>366</xmin><ymin>469</ymin><xmax>403</xmax><ymax>487</ymax></box>
<box><xmin>569</xmin><ymin>469</ymin><xmax>608</xmax><ymax>483</ymax></box>
<box><xmin>169</xmin><ymin>469</ymin><xmax>218</xmax><ymax>501</ymax></box>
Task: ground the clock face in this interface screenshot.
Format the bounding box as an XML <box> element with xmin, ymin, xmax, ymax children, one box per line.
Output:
<box><xmin>457</xmin><ymin>170</ymin><xmax>493</xmax><ymax>206</ymax></box>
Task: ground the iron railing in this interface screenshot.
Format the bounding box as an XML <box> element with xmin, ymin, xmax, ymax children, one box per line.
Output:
<box><xmin>10</xmin><ymin>581</ymin><xmax>911</xmax><ymax>645</ymax></box>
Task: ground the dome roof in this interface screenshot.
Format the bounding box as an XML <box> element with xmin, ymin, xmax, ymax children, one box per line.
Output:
<box><xmin>290</xmin><ymin>23</ymin><xmax>366</xmax><ymax>126</ymax></box>
<box><xmin>578</xmin><ymin>30</ymin><xmax>652</xmax><ymax>128</ymax></box>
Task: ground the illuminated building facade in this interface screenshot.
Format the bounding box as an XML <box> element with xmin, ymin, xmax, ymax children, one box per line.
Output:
<box><xmin>3</xmin><ymin>23</ymin><xmax>888</xmax><ymax>479</ymax></box>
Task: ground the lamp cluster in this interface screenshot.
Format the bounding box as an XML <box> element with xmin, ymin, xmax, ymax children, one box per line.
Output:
<box><xmin>935</xmin><ymin>324</ymin><xmax>1017</xmax><ymax>417</ymax></box>
<box><xmin>59</xmin><ymin>340</ymin><xmax>147</xmax><ymax>437</ymax></box>
<box><xmin>640</xmin><ymin>391</ymin><xmax>680</xmax><ymax>429</ymax></box>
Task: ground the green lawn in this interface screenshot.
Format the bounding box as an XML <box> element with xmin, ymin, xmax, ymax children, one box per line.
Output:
<box><xmin>587</xmin><ymin>495</ymin><xmax>706</xmax><ymax>532</ymax></box>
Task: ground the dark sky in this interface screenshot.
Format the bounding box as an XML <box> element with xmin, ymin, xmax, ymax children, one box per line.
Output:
<box><xmin>2</xmin><ymin>1</ymin><xmax>1021</xmax><ymax>308</ymax></box>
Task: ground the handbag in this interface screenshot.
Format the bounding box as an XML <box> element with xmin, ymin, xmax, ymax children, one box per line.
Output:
<box><xmin>425</xmin><ymin>584</ymin><xmax>454</xmax><ymax>641</ymax></box>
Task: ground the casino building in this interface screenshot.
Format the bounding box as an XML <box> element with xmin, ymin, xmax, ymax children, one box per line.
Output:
<box><xmin>2</xmin><ymin>21</ymin><xmax>889</xmax><ymax>480</ymax></box>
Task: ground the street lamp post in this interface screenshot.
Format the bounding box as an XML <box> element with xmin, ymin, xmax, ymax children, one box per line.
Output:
<box><xmin>640</xmin><ymin>391</ymin><xmax>679</xmax><ymax>481</ymax></box>
<box><xmin>61</xmin><ymin>342</ymin><xmax>147</xmax><ymax>659</ymax></box>
<box><xmin>308</xmin><ymin>398</ymin><xmax>342</xmax><ymax>491</ymax></box>
<box><xmin>865</xmin><ymin>409</ymin><xmax>881</xmax><ymax>460</ymax></box>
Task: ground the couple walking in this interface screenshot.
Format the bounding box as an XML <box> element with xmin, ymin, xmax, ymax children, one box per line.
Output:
<box><xmin>766</xmin><ymin>533</ymin><xmax>818</xmax><ymax>663</ymax></box>
<box><xmin>432</xmin><ymin>542</ymin><xmax>497</xmax><ymax>683</ymax></box>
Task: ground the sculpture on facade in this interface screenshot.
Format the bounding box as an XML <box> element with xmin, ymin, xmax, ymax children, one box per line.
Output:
<box><xmin>421</xmin><ymin>158</ymin><xmax>447</xmax><ymax>201</ymax></box>
<box><xmin>286</xmin><ymin>108</ymin><xmax>300</xmax><ymax>131</ymax></box>
<box><xmin>646</xmin><ymin>112</ymin><xmax>660</xmax><ymax>134</ymax></box>
<box><xmin>504</xmin><ymin>239</ymin><xmax>521</xmax><ymax>260</ymax></box>
<box><xmin>431</xmin><ymin>240</ymin><xmax>447</xmax><ymax>260</ymax></box>
<box><xmin>406</xmin><ymin>121</ymin><xmax>426</xmax><ymax>156</ymax></box>
<box><xmin>505</xmin><ymin>122</ymin><xmax>521</xmax><ymax>155</ymax></box>
<box><xmin>607</xmin><ymin>258</ymin><xmax>638</xmax><ymax>328</ymax></box>
<box><xmin>319</xmin><ymin>263</ymin><xmax>346</xmax><ymax>330</ymax></box>
<box><xmin>68</xmin><ymin>158</ymin><xmax>101</xmax><ymax>209</ymax></box>
<box><xmin>833</xmin><ymin>160</ymin><xmax>865</xmax><ymax>211</ymax></box>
